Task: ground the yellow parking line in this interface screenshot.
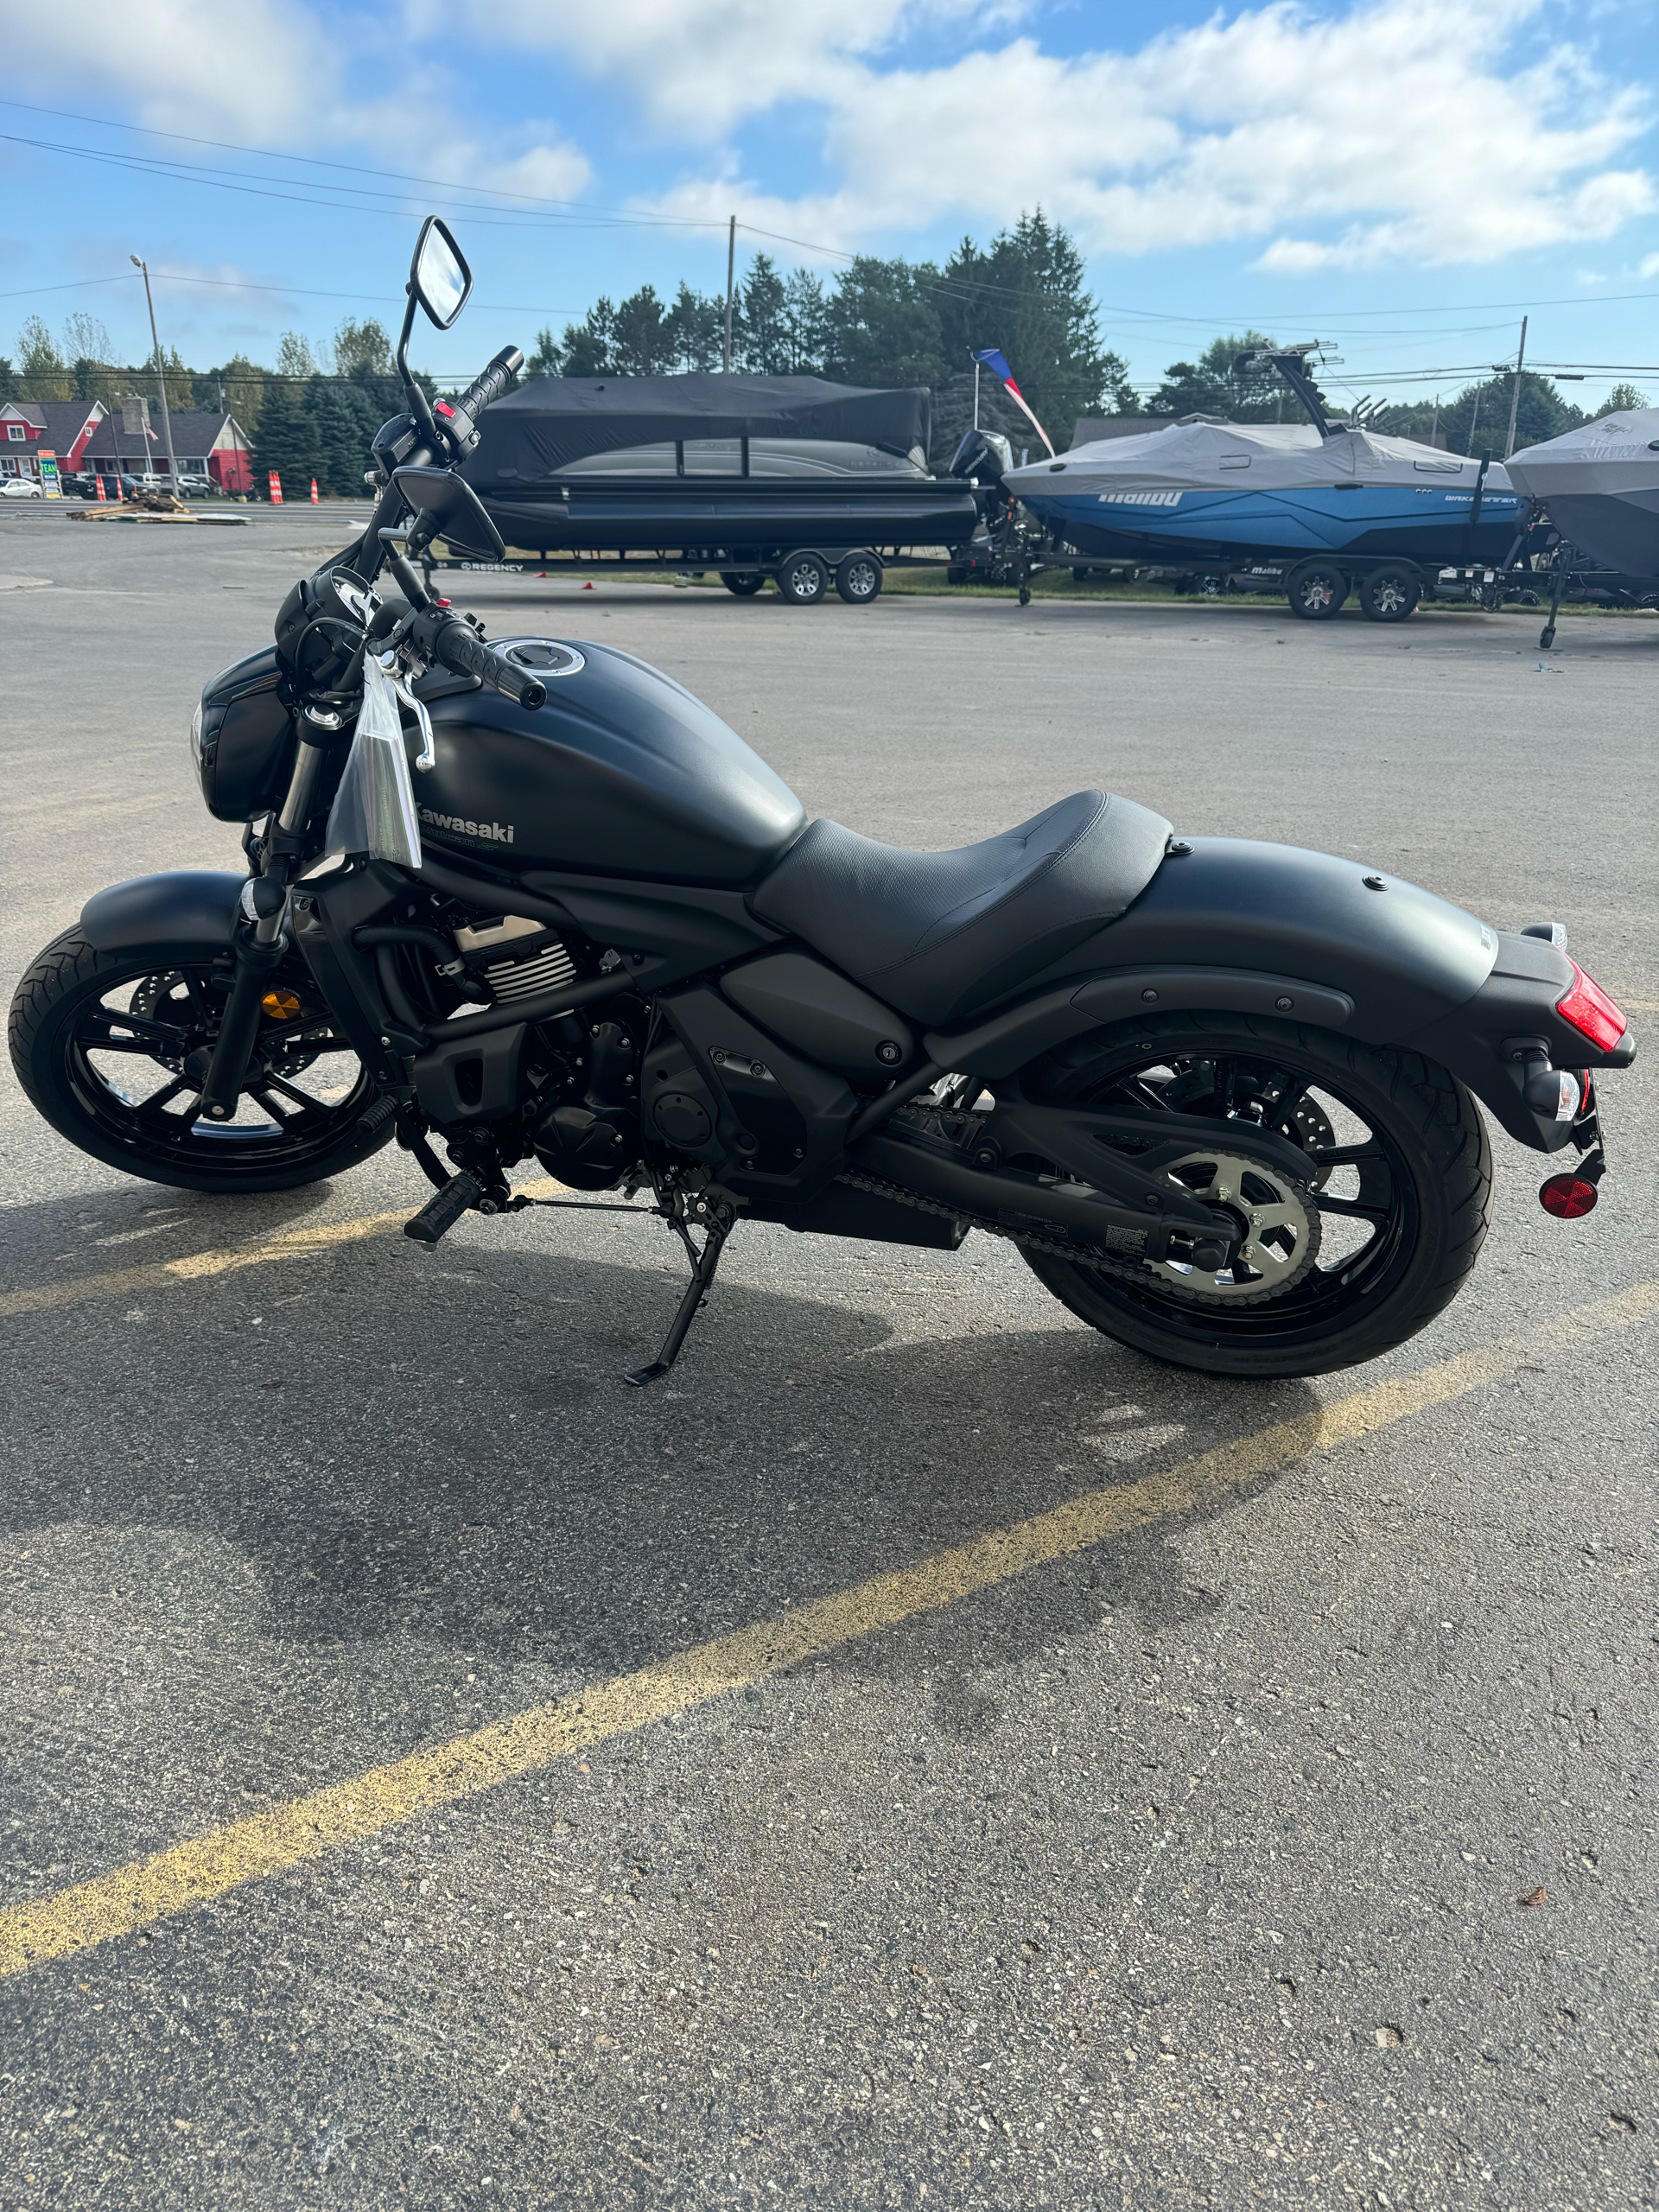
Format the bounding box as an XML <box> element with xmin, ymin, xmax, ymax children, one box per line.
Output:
<box><xmin>3</xmin><ymin>1275</ymin><xmax>1654</xmax><ymax>1982</ymax></box>
<box><xmin>0</xmin><ymin>1179</ymin><xmax>569</xmax><ymax>1319</ymax></box>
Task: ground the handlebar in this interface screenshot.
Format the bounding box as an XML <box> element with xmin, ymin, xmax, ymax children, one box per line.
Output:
<box><xmin>412</xmin><ymin>607</ymin><xmax>546</xmax><ymax>709</ymax></box>
<box><xmin>432</xmin><ymin>346</ymin><xmax>523</xmax><ymax>457</ymax></box>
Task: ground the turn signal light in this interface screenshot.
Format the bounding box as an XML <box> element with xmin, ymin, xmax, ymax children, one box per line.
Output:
<box><xmin>1539</xmin><ymin>1173</ymin><xmax>1599</xmax><ymax>1219</ymax></box>
<box><xmin>1556</xmin><ymin>963</ymin><xmax>1626</xmax><ymax>1052</ymax></box>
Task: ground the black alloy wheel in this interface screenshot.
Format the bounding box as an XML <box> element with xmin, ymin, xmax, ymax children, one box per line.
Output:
<box><xmin>720</xmin><ymin>572</ymin><xmax>766</xmax><ymax>595</ymax></box>
<box><xmin>1359</xmin><ymin>564</ymin><xmax>1421</xmax><ymax>623</ymax></box>
<box><xmin>775</xmin><ymin>550</ymin><xmax>830</xmax><ymax>606</ymax></box>
<box><xmin>835</xmin><ymin>551</ymin><xmax>883</xmax><ymax>604</ymax></box>
<box><xmin>8</xmin><ymin>930</ymin><xmax>395</xmax><ymax>1193</ymax></box>
<box><xmin>1286</xmin><ymin>562</ymin><xmax>1349</xmax><ymax>620</ymax></box>
<box><xmin>1014</xmin><ymin>1014</ymin><xmax>1492</xmax><ymax>1378</ymax></box>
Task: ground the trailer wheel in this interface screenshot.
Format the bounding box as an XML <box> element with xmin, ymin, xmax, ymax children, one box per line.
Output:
<box><xmin>835</xmin><ymin>551</ymin><xmax>883</xmax><ymax>605</ymax></box>
<box><xmin>1286</xmin><ymin>562</ymin><xmax>1349</xmax><ymax>620</ymax></box>
<box><xmin>720</xmin><ymin>572</ymin><xmax>765</xmax><ymax>596</ymax></box>
<box><xmin>1358</xmin><ymin>565</ymin><xmax>1421</xmax><ymax>623</ymax></box>
<box><xmin>776</xmin><ymin>551</ymin><xmax>829</xmax><ymax>606</ymax></box>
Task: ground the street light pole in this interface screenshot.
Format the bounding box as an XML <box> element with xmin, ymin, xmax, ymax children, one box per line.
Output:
<box><xmin>130</xmin><ymin>255</ymin><xmax>180</xmax><ymax>490</ymax></box>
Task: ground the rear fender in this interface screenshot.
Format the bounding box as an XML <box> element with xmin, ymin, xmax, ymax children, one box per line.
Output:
<box><xmin>1395</xmin><ymin>931</ymin><xmax>1635</xmax><ymax>1152</ymax></box>
<box><xmin>80</xmin><ymin>870</ymin><xmax>244</xmax><ymax>955</ymax></box>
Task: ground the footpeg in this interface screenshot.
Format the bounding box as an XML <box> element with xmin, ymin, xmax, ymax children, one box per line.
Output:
<box><xmin>404</xmin><ymin>1169</ymin><xmax>483</xmax><ymax>1245</ymax></box>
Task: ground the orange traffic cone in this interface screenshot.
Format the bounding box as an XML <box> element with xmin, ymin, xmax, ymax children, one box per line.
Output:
<box><xmin>269</xmin><ymin>472</ymin><xmax>283</xmax><ymax>505</ymax></box>
<box><xmin>310</xmin><ymin>478</ymin><xmax>319</xmax><ymax>505</ymax></box>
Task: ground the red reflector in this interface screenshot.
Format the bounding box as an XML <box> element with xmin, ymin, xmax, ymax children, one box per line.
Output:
<box><xmin>1540</xmin><ymin>1173</ymin><xmax>1599</xmax><ymax>1219</ymax></box>
<box><xmin>1556</xmin><ymin>963</ymin><xmax>1626</xmax><ymax>1052</ymax></box>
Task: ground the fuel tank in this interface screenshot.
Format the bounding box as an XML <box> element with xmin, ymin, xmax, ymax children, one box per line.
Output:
<box><xmin>416</xmin><ymin>636</ymin><xmax>805</xmax><ymax>886</ymax></box>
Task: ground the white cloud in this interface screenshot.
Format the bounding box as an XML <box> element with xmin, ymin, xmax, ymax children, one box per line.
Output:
<box><xmin>632</xmin><ymin>0</ymin><xmax>1656</xmax><ymax>270</ymax></box>
<box><xmin>462</xmin><ymin>0</ymin><xmax>1016</xmax><ymax>137</ymax></box>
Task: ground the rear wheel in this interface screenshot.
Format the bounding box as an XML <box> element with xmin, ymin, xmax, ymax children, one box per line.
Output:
<box><xmin>776</xmin><ymin>551</ymin><xmax>829</xmax><ymax>606</ymax></box>
<box><xmin>8</xmin><ymin>929</ymin><xmax>393</xmax><ymax>1192</ymax></box>
<box><xmin>1359</xmin><ymin>564</ymin><xmax>1421</xmax><ymax>622</ymax></box>
<box><xmin>835</xmin><ymin>551</ymin><xmax>883</xmax><ymax>604</ymax></box>
<box><xmin>720</xmin><ymin>572</ymin><xmax>765</xmax><ymax>596</ymax></box>
<box><xmin>1286</xmin><ymin>562</ymin><xmax>1349</xmax><ymax>620</ymax></box>
<box><xmin>1015</xmin><ymin>1014</ymin><xmax>1492</xmax><ymax>1377</ymax></box>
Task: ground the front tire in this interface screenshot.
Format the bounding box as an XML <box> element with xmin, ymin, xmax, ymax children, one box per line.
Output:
<box><xmin>8</xmin><ymin>929</ymin><xmax>395</xmax><ymax>1193</ymax></box>
<box><xmin>1017</xmin><ymin>1014</ymin><xmax>1493</xmax><ymax>1378</ymax></box>
<box><xmin>1286</xmin><ymin>562</ymin><xmax>1349</xmax><ymax>620</ymax></box>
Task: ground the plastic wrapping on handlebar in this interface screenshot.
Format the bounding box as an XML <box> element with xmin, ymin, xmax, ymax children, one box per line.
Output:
<box><xmin>427</xmin><ymin>614</ymin><xmax>546</xmax><ymax>709</ymax></box>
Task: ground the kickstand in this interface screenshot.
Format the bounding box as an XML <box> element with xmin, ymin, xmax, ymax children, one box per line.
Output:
<box><xmin>626</xmin><ymin>1207</ymin><xmax>733</xmax><ymax>1388</ymax></box>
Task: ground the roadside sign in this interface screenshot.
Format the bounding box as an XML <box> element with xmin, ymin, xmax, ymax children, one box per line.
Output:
<box><xmin>37</xmin><ymin>450</ymin><xmax>62</xmax><ymax>500</ymax></box>
<box><xmin>269</xmin><ymin>472</ymin><xmax>283</xmax><ymax>505</ymax></box>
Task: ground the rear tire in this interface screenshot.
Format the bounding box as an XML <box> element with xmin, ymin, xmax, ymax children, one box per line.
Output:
<box><xmin>835</xmin><ymin>551</ymin><xmax>882</xmax><ymax>604</ymax></box>
<box><xmin>8</xmin><ymin>928</ymin><xmax>394</xmax><ymax>1193</ymax></box>
<box><xmin>1359</xmin><ymin>564</ymin><xmax>1421</xmax><ymax>622</ymax></box>
<box><xmin>720</xmin><ymin>572</ymin><xmax>765</xmax><ymax>596</ymax></box>
<box><xmin>1286</xmin><ymin>562</ymin><xmax>1349</xmax><ymax>620</ymax></box>
<box><xmin>1016</xmin><ymin>1014</ymin><xmax>1493</xmax><ymax>1378</ymax></box>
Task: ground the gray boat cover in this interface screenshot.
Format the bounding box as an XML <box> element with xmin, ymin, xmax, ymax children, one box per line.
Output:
<box><xmin>1007</xmin><ymin>418</ymin><xmax>1512</xmax><ymax>496</ymax></box>
<box><xmin>469</xmin><ymin>373</ymin><xmax>931</xmax><ymax>479</ymax></box>
<box><xmin>1505</xmin><ymin>406</ymin><xmax>1659</xmax><ymax>497</ymax></box>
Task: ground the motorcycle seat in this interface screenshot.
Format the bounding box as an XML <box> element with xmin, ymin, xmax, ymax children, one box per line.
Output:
<box><xmin>749</xmin><ymin>789</ymin><xmax>1173</xmax><ymax>1027</ymax></box>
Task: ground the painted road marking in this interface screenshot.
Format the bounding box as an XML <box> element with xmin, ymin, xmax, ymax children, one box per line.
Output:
<box><xmin>2</xmin><ymin>1276</ymin><xmax>1654</xmax><ymax>1981</ymax></box>
<box><xmin>0</xmin><ymin>1179</ymin><xmax>574</xmax><ymax>1320</ymax></box>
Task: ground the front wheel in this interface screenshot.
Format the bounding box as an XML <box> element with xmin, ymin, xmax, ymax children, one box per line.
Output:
<box><xmin>8</xmin><ymin>929</ymin><xmax>395</xmax><ymax>1193</ymax></box>
<box><xmin>1286</xmin><ymin>562</ymin><xmax>1348</xmax><ymax>620</ymax></box>
<box><xmin>1017</xmin><ymin>1015</ymin><xmax>1493</xmax><ymax>1378</ymax></box>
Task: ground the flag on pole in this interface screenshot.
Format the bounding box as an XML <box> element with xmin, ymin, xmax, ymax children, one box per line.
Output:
<box><xmin>970</xmin><ymin>349</ymin><xmax>1055</xmax><ymax>457</ymax></box>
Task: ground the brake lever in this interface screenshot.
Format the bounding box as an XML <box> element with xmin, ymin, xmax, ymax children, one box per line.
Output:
<box><xmin>382</xmin><ymin>655</ymin><xmax>436</xmax><ymax>771</ymax></box>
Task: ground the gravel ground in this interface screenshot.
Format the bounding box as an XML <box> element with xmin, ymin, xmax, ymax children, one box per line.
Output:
<box><xmin>1</xmin><ymin>503</ymin><xmax>1656</xmax><ymax>2210</ymax></box>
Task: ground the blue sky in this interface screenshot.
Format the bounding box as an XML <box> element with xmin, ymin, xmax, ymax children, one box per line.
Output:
<box><xmin>4</xmin><ymin>0</ymin><xmax>1658</xmax><ymax>408</ymax></box>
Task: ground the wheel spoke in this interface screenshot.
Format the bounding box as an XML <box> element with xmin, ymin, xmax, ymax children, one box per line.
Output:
<box><xmin>257</xmin><ymin>1074</ymin><xmax>338</xmax><ymax>1128</ymax></box>
<box><xmin>1307</xmin><ymin>1140</ymin><xmax>1388</xmax><ymax>1169</ymax></box>
<box><xmin>1312</xmin><ymin>1191</ymin><xmax>1392</xmax><ymax>1222</ymax></box>
<box><xmin>79</xmin><ymin>1007</ymin><xmax>193</xmax><ymax>1052</ymax></box>
<box><xmin>131</xmin><ymin>1077</ymin><xmax>194</xmax><ymax>1126</ymax></box>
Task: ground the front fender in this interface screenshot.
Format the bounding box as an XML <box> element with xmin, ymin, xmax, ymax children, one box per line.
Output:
<box><xmin>80</xmin><ymin>870</ymin><xmax>244</xmax><ymax>955</ymax></box>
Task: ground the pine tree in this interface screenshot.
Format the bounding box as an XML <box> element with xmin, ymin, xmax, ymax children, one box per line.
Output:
<box><xmin>823</xmin><ymin>258</ymin><xmax>944</xmax><ymax>390</ymax></box>
<box><xmin>937</xmin><ymin>213</ymin><xmax>1131</xmax><ymax>442</ymax></box>
<box><xmin>737</xmin><ymin>255</ymin><xmax>789</xmax><ymax>373</ymax></box>
<box><xmin>559</xmin><ymin>300</ymin><xmax>617</xmax><ymax>377</ymax></box>
<box><xmin>251</xmin><ymin>375</ymin><xmax>321</xmax><ymax>499</ymax></box>
<box><xmin>612</xmin><ymin>287</ymin><xmax>671</xmax><ymax>375</ymax></box>
<box><xmin>1595</xmin><ymin>383</ymin><xmax>1649</xmax><ymax>417</ymax></box>
<box><xmin>526</xmin><ymin>327</ymin><xmax>563</xmax><ymax>377</ymax></box>
<box><xmin>665</xmin><ymin>284</ymin><xmax>722</xmax><ymax>372</ymax></box>
<box><xmin>781</xmin><ymin>270</ymin><xmax>828</xmax><ymax>374</ymax></box>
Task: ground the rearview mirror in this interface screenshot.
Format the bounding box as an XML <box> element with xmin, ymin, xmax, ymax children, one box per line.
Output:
<box><xmin>391</xmin><ymin>465</ymin><xmax>505</xmax><ymax>562</ymax></box>
<box><xmin>410</xmin><ymin>218</ymin><xmax>471</xmax><ymax>330</ymax></box>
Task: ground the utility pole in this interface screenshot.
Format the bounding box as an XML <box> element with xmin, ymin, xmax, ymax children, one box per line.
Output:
<box><xmin>1503</xmin><ymin>315</ymin><xmax>1528</xmax><ymax>459</ymax></box>
<box><xmin>972</xmin><ymin>356</ymin><xmax>980</xmax><ymax>429</ymax></box>
<box><xmin>722</xmin><ymin>216</ymin><xmax>736</xmax><ymax>374</ymax></box>
<box><xmin>1430</xmin><ymin>392</ymin><xmax>1440</xmax><ymax>448</ymax></box>
<box><xmin>130</xmin><ymin>255</ymin><xmax>180</xmax><ymax>488</ymax></box>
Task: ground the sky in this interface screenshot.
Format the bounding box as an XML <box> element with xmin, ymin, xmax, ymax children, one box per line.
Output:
<box><xmin>4</xmin><ymin>0</ymin><xmax>1659</xmax><ymax>411</ymax></box>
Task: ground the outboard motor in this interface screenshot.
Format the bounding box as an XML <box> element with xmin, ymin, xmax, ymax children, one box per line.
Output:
<box><xmin>948</xmin><ymin>428</ymin><xmax>1013</xmax><ymax>486</ymax></box>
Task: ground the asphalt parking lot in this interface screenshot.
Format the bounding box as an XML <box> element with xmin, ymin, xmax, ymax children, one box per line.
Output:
<box><xmin>2</xmin><ymin>503</ymin><xmax>1656</xmax><ymax>2210</ymax></box>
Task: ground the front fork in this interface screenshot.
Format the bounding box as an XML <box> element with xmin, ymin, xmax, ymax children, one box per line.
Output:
<box><xmin>196</xmin><ymin>728</ymin><xmax>332</xmax><ymax>1120</ymax></box>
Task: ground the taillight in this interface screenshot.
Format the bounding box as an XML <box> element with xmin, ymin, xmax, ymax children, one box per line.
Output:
<box><xmin>1556</xmin><ymin>963</ymin><xmax>1626</xmax><ymax>1052</ymax></box>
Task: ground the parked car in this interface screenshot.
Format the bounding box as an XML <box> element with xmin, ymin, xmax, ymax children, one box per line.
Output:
<box><xmin>174</xmin><ymin>473</ymin><xmax>214</xmax><ymax>494</ymax></box>
<box><xmin>59</xmin><ymin>472</ymin><xmax>99</xmax><ymax>497</ymax></box>
<box><xmin>1</xmin><ymin>476</ymin><xmax>45</xmax><ymax>499</ymax></box>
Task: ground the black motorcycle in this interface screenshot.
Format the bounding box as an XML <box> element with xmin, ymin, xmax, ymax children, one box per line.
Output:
<box><xmin>9</xmin><ymin>219</ymin><xmax>1634</xmax><ymax>1385</ymax></box>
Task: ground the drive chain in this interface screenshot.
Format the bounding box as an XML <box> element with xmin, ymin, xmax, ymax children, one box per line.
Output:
<box><xmin>835</xmin><ymin>1166</ymin><xmax>1320</xmax><ymax>1307</ymax></box>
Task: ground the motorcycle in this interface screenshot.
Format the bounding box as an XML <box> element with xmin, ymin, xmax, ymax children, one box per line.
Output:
<box><xmin>8</xmin><ymin>219</ymin><xmax>1635</xmax><ymax>1386</ymax></box>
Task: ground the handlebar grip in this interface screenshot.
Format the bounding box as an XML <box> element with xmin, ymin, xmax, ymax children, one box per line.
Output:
<box><xmin>431</xmin><ymin>347</ymin><xmax>524</xmax><ymax>458</ymax></box>
<box><xmin>459</xmin><ymin>346</ymin><xmax>523</xmax><ymax>421</ymax></box>
<box><xmin>429</xmin><ymin>615</ymin><xmax>547</xmax><ymax>709</ymax></box>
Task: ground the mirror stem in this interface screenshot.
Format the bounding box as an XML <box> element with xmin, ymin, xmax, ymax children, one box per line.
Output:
<box><xmin>396</xmin><ymin>287</ymin><xmax>439</xmax><ymax>449</ymax></box>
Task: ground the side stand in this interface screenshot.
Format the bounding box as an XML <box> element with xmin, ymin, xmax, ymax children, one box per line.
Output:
<box><xmin>626</xmin><ymin>1206</ymin><xmax>733</xmax><ymax>1389</ymax></box>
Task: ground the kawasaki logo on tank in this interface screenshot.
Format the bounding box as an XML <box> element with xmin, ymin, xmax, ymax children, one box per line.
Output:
<box><xmin>419</xmin><ymin>807</ymin><xmax>515</xmax><ymax>844</ymax></box>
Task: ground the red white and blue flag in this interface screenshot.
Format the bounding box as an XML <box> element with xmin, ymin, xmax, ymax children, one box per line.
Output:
<box><xmin>971</xmin><ymin>348</ymin><xmax>1055</xmax><ymax>457</ymax></box>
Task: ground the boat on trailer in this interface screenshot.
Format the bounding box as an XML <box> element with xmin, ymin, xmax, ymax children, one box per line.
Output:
<box><xmin>1504</xmin><ymin>404</ymin><xmax>1659</xmax><ymax>577</ymax></box>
